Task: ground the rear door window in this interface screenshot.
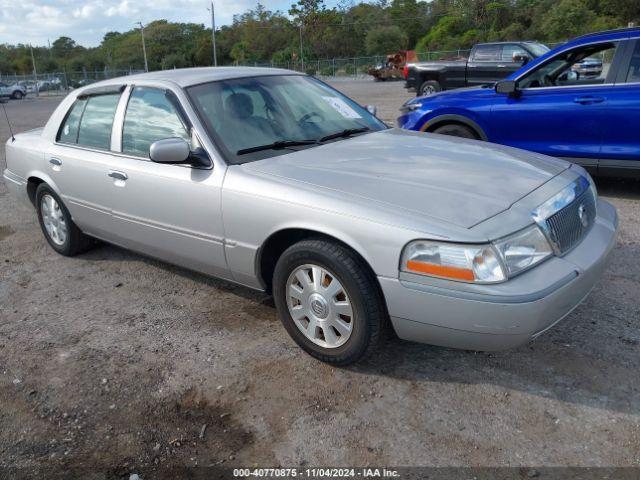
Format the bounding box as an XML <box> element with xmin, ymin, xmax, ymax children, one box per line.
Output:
<box><xmin>472</xmin><ymin>45</ymin><xmax>501</xmax><ymax>62</ymax></box>
<box><xmin>77</xmin><ymin>94</ymin><xmax>121</xmax><ymax>150</ymax></box>
<box><xmin>625</xmin><ymin>41</ymin><xmax>640</xmax><ymax>83</ymax></box>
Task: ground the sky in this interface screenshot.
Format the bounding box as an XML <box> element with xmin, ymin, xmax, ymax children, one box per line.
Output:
<box><xmin>0</xmin><ymin>0</ymin><xmax>345</xmax><ymax>47</ymax></box>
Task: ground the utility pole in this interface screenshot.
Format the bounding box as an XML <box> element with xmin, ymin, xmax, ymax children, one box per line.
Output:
<box><xmin>299</xmin><ymin>24</ymin><xmax>304</xmax><ymax>71</ymax></box>
<box><xmin>30</xmin><ymin>45</ymin><xmax>39</xmax><ymax>97</ymax></box>
<box><xmin>136</xmin><ymin>22</ymin><xmax>149</xmax><ymax>72</ymax></box>
<box><xmin>209</xmin><ymin>1</ymin><xmax>217</xmax><ymax>66</ymax></box>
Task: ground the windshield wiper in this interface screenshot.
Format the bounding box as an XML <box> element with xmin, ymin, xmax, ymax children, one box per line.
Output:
<box><xmin>319</xmin><ymin>126</ymin><xmax>370</xmax><ymax>143</ymax></box>
<box><xmin>237</xmin><ymin>139</ymin><xmax>318</xmax><ymax>156</ymax></box>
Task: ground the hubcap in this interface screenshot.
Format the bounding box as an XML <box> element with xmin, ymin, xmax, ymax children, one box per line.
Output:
<box><xmin>286</xmin><ymin>264</ymin><xmax>354</xmax><ymax>349</ymax></box>
<box><xmin>40</xmin><ymin>194</ymin><xmax>67</xmax><ymax>246</ymax></box>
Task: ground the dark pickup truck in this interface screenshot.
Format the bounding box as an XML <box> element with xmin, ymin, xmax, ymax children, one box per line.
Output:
<box><xmin>405</xmin><ymin>41</ymin><xmax>549</xmax><ymax>96</ymax></box>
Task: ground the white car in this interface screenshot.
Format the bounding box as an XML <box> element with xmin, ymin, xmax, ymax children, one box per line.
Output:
<box><xmin>0</xmin><ymin>81</ymin><xmax>27</xmax><ymax>100</ymax></box>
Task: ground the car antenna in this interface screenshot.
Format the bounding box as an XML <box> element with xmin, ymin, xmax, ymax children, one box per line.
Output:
<box><xmin>1</xmin><ymin>101</ymin><xmax>15</xmax><ymax>142</ymax></box>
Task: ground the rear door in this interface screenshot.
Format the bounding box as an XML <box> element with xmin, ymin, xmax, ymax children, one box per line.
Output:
<box><xmin>47</xmin><ymin>89</ymin><xmax>123</xmax><ymax>240</ymax></box>
<box><xmin>600</xmin><ymin>38</ymin><xmax>640</xmax><ymax>173</ymax></box>
<box><xmin>466</xmin><ymin>44</ymin><xmax>503</xmax><ymax>86</ymax></box>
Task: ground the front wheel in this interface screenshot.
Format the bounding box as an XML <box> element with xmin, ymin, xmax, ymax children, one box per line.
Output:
<box><xmin>12</xmin><ymin>91</ymin><xmax>23</xmax><ymax>100</ymax></box>
<box><xmin>432</xmin><ymin>123</ymin><xmax>479</xmax><ymax>139</ymax></box>
<box><xmin>273</xmin><ymin>239</ymin><xmax>387</xmax><ymax>365</ymax></box>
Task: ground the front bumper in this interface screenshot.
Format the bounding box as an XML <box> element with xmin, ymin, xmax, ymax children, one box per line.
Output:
<box><xmin>379</xmin><ymin>199</ymin><xmax>618</xmax><ymax>351</ymax></box>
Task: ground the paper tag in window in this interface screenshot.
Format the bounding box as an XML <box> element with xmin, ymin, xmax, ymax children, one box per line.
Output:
<box><xmin>321</xmin><ymin>96</ymin><xmax>361</xmax><ymax>119</ymax></box>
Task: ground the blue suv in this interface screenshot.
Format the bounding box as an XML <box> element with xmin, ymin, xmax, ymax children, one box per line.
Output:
<box><xmin>398</xmin><ymin>28</ymin><xmax>640</xmax><ymax>176</ymax></box>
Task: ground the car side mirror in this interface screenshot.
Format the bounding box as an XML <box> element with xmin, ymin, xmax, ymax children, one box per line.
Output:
<box><xmin>513</xmin><ymin>53</ymin><xmax>530</xmax><ymax>65</ymax></box>
<box><xmin>365</xmin><ymin>105</ymin><xmax>377</xmax><ymax>116</ymax></box>
<box><xmin>149</xmin><ymin>138</ymin><xmax>210</xmax><ymax>168</ymax></box>
<box><xmin>495</xmin><ymin>80</ymin><xmax>518</xmax><ymax>96</ymax></box>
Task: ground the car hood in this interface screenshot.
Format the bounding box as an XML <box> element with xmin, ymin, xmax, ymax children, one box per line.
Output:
<box><xmin>243</xmin><ymin>128</ymin><xmax>568</xmax><ymax>229</ymax></box>
<box><xmin>407</xmin><ymin>85</ymin><xmax>494</xmax><ymax>104</ymax></box>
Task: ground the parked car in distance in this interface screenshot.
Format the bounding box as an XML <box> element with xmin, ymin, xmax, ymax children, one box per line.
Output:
<box><xmin>399</xmin><ymin>28</ymin><xmax>640</xmax><ymax>177</ymax></box>
<box><xmin>404</xmin><ymin>41</ymin><xmax>549</xmax><ymax>96</ymax></box>
<box><xmin>4</xmin><ymin>67</ymin><xmax>617</xmax><ymax>365</ymax></box>
<box><xmin>0</xmin><ymin>81</ymin><xmax>27</xmax><ymax>100</ymax></box>
<box><xmin>572</xmin><ymin>56</ymin><xmax>603</xmax><ymax>78</ymax></box>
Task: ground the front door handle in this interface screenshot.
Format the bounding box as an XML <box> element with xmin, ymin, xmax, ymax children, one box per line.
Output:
<box><xmin>49</xmin><ymin>158</ymin><xmax>62</xmax><ymax>166</ymax></box>
<box><xmin>574</xmin><ymin>96</ymin><xmax>605</xmax><ymax>105</ymax></box>
<box><xmin>108</xmin><ymin>170</ymin><xmax>128</xmax><ymax>181</ymax></box>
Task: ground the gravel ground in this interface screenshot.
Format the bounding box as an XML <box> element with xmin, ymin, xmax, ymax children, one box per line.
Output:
<box><xmin>0</xmin><ymin>81</ymin><xmax>639</xmax><ymax>478</ymax></box>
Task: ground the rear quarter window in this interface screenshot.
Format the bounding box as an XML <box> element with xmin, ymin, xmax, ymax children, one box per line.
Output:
<box><xmin>57</xmin><ymin>98</ymin><xmax>87</xmax><ymax>144</ymax></box>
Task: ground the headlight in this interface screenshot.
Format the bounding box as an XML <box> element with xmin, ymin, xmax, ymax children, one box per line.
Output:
<box><xmin>401</xmin><ymin>240</ymin><xmax>506</xmax><ymax>283</ymax></box>
<box><xmin>401</xmin><ymin>225</ymin><xmax>553</xmax><ymax>283</ymax></box>
<box><xmin>399</xmin><ymin>101</ymin><xmax>423</xmax><ymax>114</ymax></box>
<box><xmin>494</xmin><ymin>224</ymin><xmax>553</xmax><ymax>276</ymax></box>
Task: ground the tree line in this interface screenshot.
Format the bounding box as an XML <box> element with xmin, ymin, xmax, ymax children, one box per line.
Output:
<box><xmin>0</xmin><ymin>0</ymin><xmax>638</xmax><ymax>75</ymax></box>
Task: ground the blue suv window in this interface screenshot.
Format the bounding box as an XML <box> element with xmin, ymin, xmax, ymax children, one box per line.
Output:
<box><xmin>626</xmin><ymin>42</ymin><xmax>640</xmax><ymax>83</ymax></box>
<box><xmin>519</xmin><ymin>42</ymin><xmax>619</xmax><ymax>89</ymax></box>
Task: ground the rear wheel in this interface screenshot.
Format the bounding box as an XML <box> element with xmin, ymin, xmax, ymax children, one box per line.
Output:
<box><xmin>36</xmin><ymin>184</ymin><xmax>93</xmax><ymax>256</ymax></box>
<box><xmin>418</xmin><ymin>80</ymin><xmax>441</xmax><ymax>97</ymax></box>
<box><xmin>273</xmin><ymin>239</ymin><xmax>386</xmax><ymax>365</ymax></box>
<box><xmin>432</xmin><ymin>123</ymin><xmax>479</xmax><ymax>140</ymax></box>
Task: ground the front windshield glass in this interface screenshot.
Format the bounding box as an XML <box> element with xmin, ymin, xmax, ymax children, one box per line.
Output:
<box><xmin>187</xmin><ymin>74</ymin><xmax>387</xmax><ymax>163</ymax></box>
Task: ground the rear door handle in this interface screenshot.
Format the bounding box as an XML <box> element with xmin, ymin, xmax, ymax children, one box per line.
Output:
<box><xmin>574</xmin><ymin>96</ymin><xmax>605</xmax><ymax>105</ymax></box>
<box><xmin>49</xmin><ymin>157</ymin><xmax>62</xmax><ymax>166</ymax></box>
<box><xmin>108</xmin><ymin>170</ymin><xmax>128</xmax><ymax>181</ymax></box>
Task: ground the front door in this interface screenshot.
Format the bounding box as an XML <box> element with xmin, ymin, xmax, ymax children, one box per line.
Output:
<box><xmin>105</xmin><ymin>86</ymin><xmax>229</xmax><ymax>279</ymax></box>
<box><xmin>488</xmin><ymin>40</ymin><xmax>624</xmax><ymax>168</ymax></box>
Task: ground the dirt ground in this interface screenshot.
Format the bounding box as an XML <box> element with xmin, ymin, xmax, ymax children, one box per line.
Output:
<box><xmin>0</xmin><ymin>80</ymin><xmax>639</xmax><ymax>478</ymax></box>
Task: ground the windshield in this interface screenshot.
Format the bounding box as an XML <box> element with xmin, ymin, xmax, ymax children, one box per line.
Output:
<box><xmin>187</xmin><ymin>74</ymin><xmax>387</xmax><ymax>163</ymax></box>
<box><xmin>526</xmin><ymin>43</ymin><xmax>550</xmax><ymax>57</ymax></box>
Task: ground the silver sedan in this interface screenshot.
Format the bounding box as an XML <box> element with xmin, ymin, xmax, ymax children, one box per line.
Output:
<box><xmin>3</xmin><ymin>68</ymin><xmax>618</xmax><ymax>365</ymax></box>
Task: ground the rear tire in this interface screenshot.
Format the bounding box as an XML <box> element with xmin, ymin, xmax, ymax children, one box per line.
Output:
<box><xmin>35</xmin><ymin>184</ymin><xmax>93</xmax><ymax>256</ymax></box>
<box><xmin>418</xmin><ymin>80</ymin><xmax>441</xmax><ymax>97</ymax></box>
<box><xmin>433</xmin><ymin>123</ymin><xmax>479</xmax><ymax>140</ymax></box>
<box><xmin>273</xmin><ymin>238</ymin><xmax>387</xmax><ymax>366</ymax></box>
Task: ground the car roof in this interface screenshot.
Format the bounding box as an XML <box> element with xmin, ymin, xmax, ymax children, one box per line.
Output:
<box><xmin>76</xmin><ymin>66</ymin><xmax>302</xmax><ymax>91</ymax></box>
<box><xmin>575</xmin><ymin>27</ymin><xmax>640</xmax><ymax>40</ymax></box>
<box><xmin>475</xmin><ymin>41</ymin><xmax>545</xmax><ymax>46</ymax></box>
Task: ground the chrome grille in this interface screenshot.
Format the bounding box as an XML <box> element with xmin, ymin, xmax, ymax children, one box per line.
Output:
<box><xmin>545</xmin><ymin>188</ymin><xmax>596</xmax><ymax>255</ymax></box>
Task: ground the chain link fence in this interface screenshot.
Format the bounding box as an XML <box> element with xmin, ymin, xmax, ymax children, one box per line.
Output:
<box><xmin>0</xmin><ymin>69</ymin><xmax>144</xmax><ymax>97</ymax></box>
<box><xmin>231</xmin><ymin>50</ymin><xmax>473</xmax><ymax>78</ymax></box>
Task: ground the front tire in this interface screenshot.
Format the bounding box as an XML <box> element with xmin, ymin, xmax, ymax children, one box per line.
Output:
<box><xmin>36</xmin><ymin>184</ymin><xmax>93</xmax><ymax>256</ymax></box>
<box><xmin>433</xmin><ymin>123</ymin><xmax>479</xmax><ymax>139</ymax></box>
<box><xmin>12</xmin><ymin>91</ymin><xmax>23</xmax><ymax>100</ymax></box>
<box><xmin>273</xmin><ymin>239</ymin><xmax>387</xmax><ymax>365</ymax></box>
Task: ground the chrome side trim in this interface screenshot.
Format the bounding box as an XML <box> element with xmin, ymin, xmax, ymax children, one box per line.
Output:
<box><xmin>112</xmin><ymin>209</ymin><xmax>224</xmax><ymax>245</ymax></box>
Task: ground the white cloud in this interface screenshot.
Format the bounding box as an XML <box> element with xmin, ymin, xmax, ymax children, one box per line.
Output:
<box><xmin>0</xmin><ymin>0</ymin><xmax>269</xmax><ymax>47</ymax></box>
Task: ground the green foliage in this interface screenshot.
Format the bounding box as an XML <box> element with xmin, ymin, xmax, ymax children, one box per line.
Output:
<box><xmin>0</xmin><ymin>0</ymin><xmax>636</xmax><ymax>76</ymax></box>
<box><xmin>365</xmin><ymin>26</ymin><xmax>408</xmax><ymax>55</ymax></box>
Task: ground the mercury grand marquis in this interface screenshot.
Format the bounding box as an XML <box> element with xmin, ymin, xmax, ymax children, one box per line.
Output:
<box><xmin>3</xmin><ymin>68</ymin><xmax>618</xmax><ymax>365</ymax></box>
